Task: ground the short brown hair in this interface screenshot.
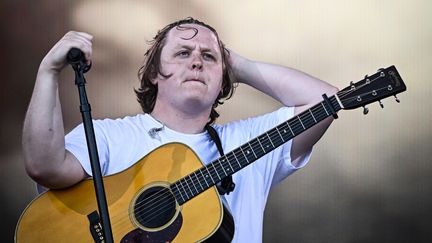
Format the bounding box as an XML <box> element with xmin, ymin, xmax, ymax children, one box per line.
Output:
<box><xmin>135</xmin><ymin>17</ymin><xmax>236</xmax><ymax>125</ymax></box>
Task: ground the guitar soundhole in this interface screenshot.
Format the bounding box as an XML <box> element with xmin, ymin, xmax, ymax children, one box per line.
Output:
<box><xmin>134</xmin><ymin>186</ymin><xmax>177</xmax><ymax>229</ymax></box>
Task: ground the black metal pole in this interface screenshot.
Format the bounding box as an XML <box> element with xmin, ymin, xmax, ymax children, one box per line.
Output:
<box><xmin>71</xmin><ymin>61</ymin><xmax>114</xmax><ymax>243</ymax></box>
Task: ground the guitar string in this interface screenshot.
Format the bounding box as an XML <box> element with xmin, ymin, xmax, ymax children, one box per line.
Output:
<box><xmin>110</xmin><ymin>103</ymin><xmax>330</xmax><ymax>229</ymax></box>
<box><xmin>121</xmin><ymin>75</ymin><xmax>391</xmax><ymax>226</ymax></box>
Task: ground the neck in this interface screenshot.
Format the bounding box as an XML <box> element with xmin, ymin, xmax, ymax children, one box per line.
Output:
<box><xmin>150</xmin><ymin>101</ymin><xmax>211</xmax><ymax>134</ymax></box>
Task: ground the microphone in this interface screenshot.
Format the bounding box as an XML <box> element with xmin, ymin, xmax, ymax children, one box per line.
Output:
<box><xmin>67</xmin><ymin>47</ymin><xmax>91</xmax><ymax>72</ymax></box>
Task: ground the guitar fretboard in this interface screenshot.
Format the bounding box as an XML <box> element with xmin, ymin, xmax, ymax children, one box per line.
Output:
<box><xmin>170</xmin><ymin>95</ymin><xmax>341</xmax><ymax>205</ymax></box>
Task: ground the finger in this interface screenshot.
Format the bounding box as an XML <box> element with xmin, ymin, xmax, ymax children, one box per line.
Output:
<box><xmin>74</xmin><ymin>31</ymin><xmax>93</xmax><ymax>41</ymax></box>
<box><xmin>63</xmin><ymin>32</ymin><xmax>93</xmax><ymax>47</ymax></box>
<box><xmin>62</xmin><ymin>35</ymin><xmax>93</xmax><ymax>62</ymax></box>
<box><xmin>65</xmin><ymin>30</ymin><xmax>93</xmax><ymax>41</ymax></box>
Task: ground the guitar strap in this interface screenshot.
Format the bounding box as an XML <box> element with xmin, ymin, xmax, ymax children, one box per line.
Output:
<box><xmin>205</xmin><ymin>125</ymin><xmax>236</xmax><ymax>195</ymax></box>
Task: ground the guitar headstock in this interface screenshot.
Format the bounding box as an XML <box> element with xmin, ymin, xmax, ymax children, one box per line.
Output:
<box><xmin>337</xmin><ymin>66</ymin><xmax>406</xmax><ymax>112</ymax></box>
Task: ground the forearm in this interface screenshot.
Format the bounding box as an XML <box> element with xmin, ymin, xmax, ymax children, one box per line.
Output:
<box><xmin>22</xmin><ymin>31</ymin><xmax>93</xmax><ymax>188</ymax></box>
<box><xmin>230</xmin><ymin>51</ymin><xmax>338</xmax><ymax>106</ymax></box>
<box><xmin>22</xmin><ymin>68</ymin><xmax>67</xmax><ymax>182</ymax></box>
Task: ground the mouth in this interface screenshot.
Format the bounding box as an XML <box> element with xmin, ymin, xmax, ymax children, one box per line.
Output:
<box><xmin>184</xmin><ymin>79</ymin><xmax>206</xmax><ymax>85</ymax></box>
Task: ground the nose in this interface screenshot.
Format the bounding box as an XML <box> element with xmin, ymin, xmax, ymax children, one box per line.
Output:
<box><xmin>191</xmin><ymin>55</ymin><xmax>203</xmax><ymax>70</ymax></box>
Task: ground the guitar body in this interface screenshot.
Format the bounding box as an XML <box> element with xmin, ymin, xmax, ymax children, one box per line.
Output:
<box><xmin>15</xmin><ymin>143</ymin><xmax>233</xmax><ymax>242</ymax></box>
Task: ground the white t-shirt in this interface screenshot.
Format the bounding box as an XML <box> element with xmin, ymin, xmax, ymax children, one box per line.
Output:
<box><xmin>65</xmin><ymin>107</ymin><xmax>311</xmax><ymax>243</ymax></box>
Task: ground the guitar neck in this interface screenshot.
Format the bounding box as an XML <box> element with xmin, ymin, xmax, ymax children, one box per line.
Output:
<box><xmin>171</xmin><ymin>95</ymin><xmax>342</xmax><ymax>205</ymax></box>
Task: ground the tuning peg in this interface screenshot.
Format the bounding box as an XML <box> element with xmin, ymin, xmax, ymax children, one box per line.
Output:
<box><xmin>363</xmin><ymin>106</ymin><xmax>369</xmax><ymax>115</ymax></box>
<box><xmin>350</xmin><ymin>81</ymin><xmax>355</xmax><ymax>90</ymax></box>
<box><xmin>394</xmin><ymin>95</ymin><xmax>400</xmax><ymax>103</ymax></box>
<box><xmin>364</xmin><ymin>75</ymin><xmax>370</xmax><ymax>84</ymax></box>
<box><xmin>379</xmin><ymin>100</ymin><xmax>384</xmax><ymax>108</ymax></box>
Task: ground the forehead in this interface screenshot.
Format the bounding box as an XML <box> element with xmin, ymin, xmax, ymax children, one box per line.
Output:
<box><xmin>165</xmin><ymin>24</ymin><xmax>220</xmax><ymax>50</ymax></box>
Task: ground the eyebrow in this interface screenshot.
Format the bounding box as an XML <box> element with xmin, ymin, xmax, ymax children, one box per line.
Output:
<box><xmin>176</xmin><ymin>44</ymin><xmax>217</xmax><ymax>54</ymax></box>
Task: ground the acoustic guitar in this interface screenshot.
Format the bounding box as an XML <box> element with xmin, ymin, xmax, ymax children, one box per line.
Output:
<box><xmin>15</xmin><ymin>66</ymin><xmax>406</xmax><ymax>242</ymax></box>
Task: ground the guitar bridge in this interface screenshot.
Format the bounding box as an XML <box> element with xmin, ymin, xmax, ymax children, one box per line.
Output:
<box><xmin>87</xmin><ymin>211</ymin><xmax>105</xmax><ymax>243</ymax></box>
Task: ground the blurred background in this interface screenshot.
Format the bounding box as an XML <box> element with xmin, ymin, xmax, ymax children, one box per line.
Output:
<box><xmin>1</xmin><ymin>0</ymin><xmax>431</xmax><ymax>242</ymax></box>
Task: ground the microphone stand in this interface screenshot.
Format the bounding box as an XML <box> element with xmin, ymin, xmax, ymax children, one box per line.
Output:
<box><xmin>69</xmin><ymin>56</ymin><xmax>114</xmax><ymax>243</ymax></box>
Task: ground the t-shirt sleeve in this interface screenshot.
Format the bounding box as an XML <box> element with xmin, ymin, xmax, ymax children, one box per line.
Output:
<box><xmin>65</xmin><ymin>121</ymin><xmax>110</xmax><ymax>176</ymax></box>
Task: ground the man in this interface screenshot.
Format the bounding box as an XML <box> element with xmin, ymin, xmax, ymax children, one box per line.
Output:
<box><xmin>23</xmin><ymin>18</ymin><xmax>338</xmax><ymax>242</ymax></box>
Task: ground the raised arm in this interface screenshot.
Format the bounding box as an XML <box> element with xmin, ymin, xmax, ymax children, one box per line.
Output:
<box><xmin>22</xmin><ymin>31</ymin><xmax>93</xmax><ymax>189</ymax></box>
<box><xmin>229</xmin><ymin>51</ymin><xmax>339</xmax><ymax>164</ymax></box>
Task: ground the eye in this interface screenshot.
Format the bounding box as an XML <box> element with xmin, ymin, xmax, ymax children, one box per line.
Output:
<box><xmin>177</xmin><ymin>50</ymin><xmax>190</xmax><ymax>57</ymax></box>
<box><xmin>202</xmin><ymin>53</ymin><xmax>216</xmax><ymax>61</ymax></box>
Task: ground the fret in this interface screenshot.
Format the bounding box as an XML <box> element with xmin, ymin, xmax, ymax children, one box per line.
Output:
<box><xmin>263</xmin><ymin>136</ymin><xmax>272</xmax><ymax>151</ymax></box>
<box><xmin>205</xmin><ymin>166</ymin><xmax>215</xmax><ymax>184</ymax></box>
<box><xmin>218</xmin><ymin>158</ymin><xmax>228</xmax><ymax>177</ymax></box>
<box><xmin>317</xmin><ymin>104</ymin><xmax>330</xmax><ymax>121</ymax></box>
<box><xmin>173</xmin><ymin>183</ymin><xmax>185</xmax><ymax>203</ymax></box>
<box><xmin>223</xmin><ymin>157</ymin><xmax>235</xmax><ymax>173</ymax></box>
<box><xmin>178</xmin><ymin>179</ymin><xmax>190</xmax><ymax>200</ymax></box>
<box><xmin>229</xmin><ymin>152</ymin><xmax>242</xmax><ymax>169</ymax></box>
<box><xmin>287</xmin><ymin>122</ymin><xmax>295</xmax><ymax>136</ymax></box>
<box><xmin>184</xmin><ymin>176</ymin><xmax>194</xmax><ymax>196</ymax></box>
<box><xmin>297</xmin><ymin>116</ymin><xmax>305</xmax><ymax>129</ymax></box>
<box><xmin>236</xmin><ymin>149</ymin><xmax>248</xmax><ymax>167</ymax></box>
<box><xmin>199</xmin><ymin>169</ymin><xmax>210</xmax><ymax>188</ymax></box>
<box><xmin>256</xmin><ymin>136</ymin><xmax>267</xmax><ymax>153</ymax></box>
<box><xmin>271</xmin><ymin>129</ymin><xmax>284</xmax><ymax>147</ymax></box>
<box><xmin>275</xmin><ymin>126</ymin><xmax>285</xmax><ymax>142</ymax></box>
<box><xmin>299</xmin><ymin>112</ymin><xmax>313</xmax><ymax>128</ymax></box>
<box><xmin>247</xmin><ymin>142</ymin><xmax>258</xmax><ymax>159</ymax></box>
<box><xmin>193</xmin><ymin>171</ymin><xmax>204</xmax><ymax>191</ymax></box>
<box><xmin>239</xmin><ymin>146</ymin><xmax>250</xmax><ymax>164</ymax></box>
<box><xmin>288</xmin><ymin>119</ymin><xmax>301</xmax><ymax>136</ymax></box>
<box><xmin>211</xmin><ymin>163</ymin><xmax>221</xmax><ymax>180</ymax></box>
<box><xmin>279</xmin><ymin>125</ymin><xmax>291</xmax><ymax>139</ymax></box>
<box><xmin>309</xmin><ymin>109</ymin><xmax>317</xmax><ymax>123</ymax></box>
<box><xmin>231</xmin><ymin>152</ymin><xmax>243</xmax><ymax>169</ymax></box>
<box><xmin>321</xmin><ymin>102</ymin><xmax>329</xmax><ymax>116</ymax></box>
<box><xmin>266</xmin><ymin>132</ymin><xmax>275</xmax><ymax>148</ymax></box>
<box><xmin>189</xmin><ymin>174</ymin><xmax>199</xmax><ymax>193</ymax></box>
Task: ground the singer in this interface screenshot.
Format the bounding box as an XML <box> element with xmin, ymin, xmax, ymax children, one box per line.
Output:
<box><xmin>22</xmin><ymin>17</ymin><xmax>338</xmax><ymax>242</ymax></box>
